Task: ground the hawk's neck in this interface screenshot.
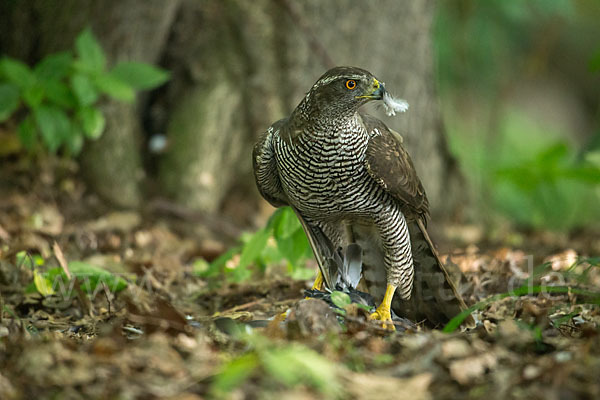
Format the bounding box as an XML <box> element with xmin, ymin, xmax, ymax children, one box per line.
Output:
<box><xmin>290</xmin><ymin>96</ymin><xmax>363</xmax><ymax>135</ymax></box>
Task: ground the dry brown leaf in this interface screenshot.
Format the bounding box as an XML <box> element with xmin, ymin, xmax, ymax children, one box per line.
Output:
<box><xmin>441</xmin><ymin>339</ymin><xmax>473</xmax><ymax>360</ymax></box>
<box><xmin>345</xmin><ymin>372</ymin><xmax>432</xmax><ymax>400</ymax></box>
<box><xmin>52</xmin><ymin>241</ymin><xmax>71</xmax><ymax>279</ymax></box>
<box><xmin>449</xmin><ymin>353</ymin><xmax>497</xmax><ymax>385</ymax></box>
<box><xmin>0</xmin><ymin>224</ymin><xmax>10</xmax><ymax>242</ymax></box>
<box><xmin>84</xmin><ymin>211</ymin><xmax>141</xmax><ymax>233</ymax></box>
<box><xmin>545</xmin><ymin>249</ymin><xmax>578</xmax><ymax>271</ymax></box>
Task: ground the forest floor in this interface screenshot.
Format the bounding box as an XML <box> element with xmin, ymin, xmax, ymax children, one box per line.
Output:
<box><xmin>0</xmin><ymin>159</ymin><xmax>599</xmax><ymax>400</ymax></box>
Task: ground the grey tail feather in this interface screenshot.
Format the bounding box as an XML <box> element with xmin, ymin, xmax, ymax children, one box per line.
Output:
<box><xmin>293</xmin><ymin>209</ymin><xmax>363</xmax><ymax>291</ymax></box>
<box><xmin>292</xmin><ymin>207</ymin><xmax>336</xmax><ymax>289</ymax></box>
<box><xmin>392</xmin><ymin>219</ymin><xmax>475</xmax><ymax>328</ymax></box>
<box><xmin>341</xmin><ymin>243</ymin><xmax>363</xmax><ymax>290</ymax></box>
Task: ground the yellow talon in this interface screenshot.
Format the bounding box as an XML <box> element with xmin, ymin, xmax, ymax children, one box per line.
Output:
<box><xmin>311</xmin><ymin>270</ymin><xmax>324</xmax><ymax>290</ymax></box>
<box><xmin>305</xmin><ymin>270</ymin><xmax>324</xmax><ymax>300</ymax></box>
<box><xmin>369</xmin><ymin>284</ymin><xmax>396</xmax><ymax>331</ymax></box>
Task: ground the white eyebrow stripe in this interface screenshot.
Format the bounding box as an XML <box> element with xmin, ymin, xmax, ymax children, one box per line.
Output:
<box><xmin>313</xmin><ymin>74</ymin><xmax>366</xmax><ymax>88</ymax></box>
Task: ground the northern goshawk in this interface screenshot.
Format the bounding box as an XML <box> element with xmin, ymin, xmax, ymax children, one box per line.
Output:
<box><xmin>253</xmin><ymin>66</ymin><xmax>471</xmax><ymax>329</ymax></box>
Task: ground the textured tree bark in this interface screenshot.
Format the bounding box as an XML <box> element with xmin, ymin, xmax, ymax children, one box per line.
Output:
<box><xmin>159</xmin><ymin>1</ymin><xmax>287</xmax><ymax>219</ymax></box>
<box><xmin>159</xmin><ymin>0</ymin><xmax>464</xmax><ymax>221</ymax></box>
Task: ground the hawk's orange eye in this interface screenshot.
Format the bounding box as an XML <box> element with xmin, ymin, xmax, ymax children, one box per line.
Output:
<box><xmin>345</xmin><ymin>79</ymin><xmax>357</xmax><ymax>90</ymax></box>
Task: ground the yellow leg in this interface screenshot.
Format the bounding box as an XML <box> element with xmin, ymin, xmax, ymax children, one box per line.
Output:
<box><xmin>311</xmin><ymin>270</ymin><xmax>324</xmax><ymax>291</ymax></box>
<box><xmin>369</xmin><ymin>284</ymin><xmax>396</xmax><ymax>331</ymax></box>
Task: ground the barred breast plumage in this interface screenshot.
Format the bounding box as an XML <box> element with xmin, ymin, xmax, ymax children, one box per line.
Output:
<box><xmin>253</xmin><ymin>66</ymin><xmax>472</xmax><ymax>329</ymax></box>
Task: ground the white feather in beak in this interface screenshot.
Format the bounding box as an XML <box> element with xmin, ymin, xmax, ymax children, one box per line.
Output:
<box><xmin>382</xmin><ymin>90</ymin><xmax>409</xmax><ymax>116</ymax></box>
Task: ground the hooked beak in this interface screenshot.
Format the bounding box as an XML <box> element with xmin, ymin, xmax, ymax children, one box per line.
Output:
<box><xmin>356</xmin><ymin>78</ymin><xmax>385</xmax><ymax>100</ymax></box>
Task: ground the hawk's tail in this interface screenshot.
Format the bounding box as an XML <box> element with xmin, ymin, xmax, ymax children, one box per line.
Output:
<box><xmin>292</xmin><ymin>207</ymin><xmax>336</xmax><ymax>288</ymax></box>
<box><xmin>392</xmin><ymin>219</ymin><xmax>474</xmax><ymax>328</ymax></box>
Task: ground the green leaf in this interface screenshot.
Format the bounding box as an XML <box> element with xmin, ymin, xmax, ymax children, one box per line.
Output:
<box><xmin>561</xmin><ymin>166</ymin><xmax>600</xmax><ymax>184</ymax></box>
<box><xmin>43</xmin><ymin>80</ymin><xmax>77</xmax><ymax>108</ymax></box>
<box><xmin>29</xmin><ymin>263</ymin><xmax>128</xmax><ymax>298</ymax></box>
<box><xmin>65</xmin><ymin>132</ymin><xmax>84</xmax><ymax>155</ymax></box>
<box><xmin>276</xmin><ymin>228</ymin><xmax>310</xmax><ymax>267</ymax></box>
<box><xmin>201</xmin><ymin>248</ymin><xmax>240</xmax><ymax>278</ymax></box>
<box><xmin>330</xmin><ymin>291</ymin><xmax>351</xmax><ymax>309</ymax></box>
<box><xmin>93</xmin><ymin>73</ymin><xmax>135</xmax><ymax>102</ymax></box>
<box><xmin>33</xmin><ymin>269</ymin><xmax>55</xmax><ymax>296</ymax></box>
<box><xmin>589</xmin><ymin>50</ymin><xmax>600</xmax><ymax>73</ymax></box>
<box><xmin>68</xmin><ymin>261</ymin><xmax>128</xmax><ymax>293</ymax></box>
<box><xmin>16</xmin><ymin>251</ymin><xmax>44</xmax><ymax>269</ymax></box>
<box><xmin>75</xmin><ymin>28</ymin><xmax>106</xmax><ymax>72</ymax></box>
<box><xmin>78</xmin><ymin>106</ymin><xmax>105</xmax><ymax>139</ymax></box>
<box><xmin>71</xmin><ymin>73</ymin><xmax>99</xmax><ymax>106</ymax></box>
<box><xmin>265</xmin><ymin>208</ymin><xmax>284</xmax><ymax>232</ymax></box>
<box><xmin>110</xmin><ymin>61</ymin><xmax>170</xmax><ymax>90</ymax></box>
<box><xmin>192</xmin><ymin>258</ymin><xmax>211</xmax><ymax>276</ymax></box>
<box><xmin>18</xmin><ymin>115</ymin><xmax>37</xmax><ymax>150</ymax></box>
<box><xmin>34</xmin><ymin>52</ymin><xmax>73</xmax><ymax>80</ymax></box>
<box><xmin>238</xmin><ymin>228</ymin><xmax>271</xmax><ymax>270</ymax></box>
<box><xmin>262</xmin><ymin>344</ymin><xmax>340</xmax><ymax>395</ymax></box>
<box><xmin>33</xmin><ymin>105</ymin><xmax>71</xmax><ymax>153</ymax></box>
<box><xmin>0</xmin><ymin>57</ymin><xmax>35</xmax><ymax>88</ymax></box>
<box><xmin>586</xmin><ymin>257</ymin><xmax>600</xmax><ymax>267</ymax></box>
<box><xmin>535</xmin><ymin>142</ymin><xmax>569</xmax><ymax>166</ymax></box>
<box><xmin>211</xmin><ymin>353</ymin><xmax>259</xmax><ymax>394</ymax></box>
<box><xmin>229</xmin><ymin>265</ymin><xmax>253</xmax><ymax>282</ymax></box>
<box><xmin>586</xmin><ymin>151</ymin><xmax>600</xmax><ymax>168</ymax></box>
<box><xmin>0</xmin><ymin>83</ymin><xmax>20</xmax><ymax>122</ymax></box>
<box><xmin>15</xmin><ymin>251</ymin><xmax>29</xmax><ymax>268</ymax></box>
<box><xmin>274</xmin><ymin>207</ymin><xmax>302</xmax><ymax>239</ymax></box>
<box><xmin>21</xmin><ymin>84</ymin><xmax>45</xmax><ymax>108</ymax></box>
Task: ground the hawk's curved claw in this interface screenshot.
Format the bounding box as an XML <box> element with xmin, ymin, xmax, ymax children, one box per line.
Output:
<box><xmin>369</xmin><ymin>283</ymin><xmax>397</xmax><ymax>331</ymax></box>
<box><xmin>369</xmin><ymin>307</ymin><xmax>395</xmax><ymax>331</ymax></box>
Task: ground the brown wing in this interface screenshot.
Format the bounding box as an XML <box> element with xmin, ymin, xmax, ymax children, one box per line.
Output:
<box><xmin>362</xmin><ymin>115</ymin><xmax>429</xmax><ymax>221</ymax></box>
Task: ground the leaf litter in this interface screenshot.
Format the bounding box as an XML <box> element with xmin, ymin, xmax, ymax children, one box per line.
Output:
<box><xmin>0</xmin><ymin>160</ymin><xmax>599</xmax><ymax>399</ymax></box>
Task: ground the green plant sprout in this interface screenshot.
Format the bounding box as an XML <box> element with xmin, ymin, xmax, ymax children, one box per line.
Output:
<box><xmin>194</xmin><ymin>207</ymin><xmax>314</xmax><ymax>283</ymax></box>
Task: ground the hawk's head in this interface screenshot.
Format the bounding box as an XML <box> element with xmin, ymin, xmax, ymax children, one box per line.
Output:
<box><xmin>307</xmin><ymin>66</ymin><xmax>385</xmax><ymax>115</ymax></box>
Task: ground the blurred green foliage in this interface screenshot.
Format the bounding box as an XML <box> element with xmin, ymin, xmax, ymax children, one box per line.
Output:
<box><xmin>16</xmin><ymin>251</ymin><xmax>128</xmax><ymax>297</ymax></box>
<box><xmin>0</xmin><ymin>28</ymin><xmax>169</xmax><ymax>155</ymax></box>
<box><xmin>211</xmin><ymin>332</ymin><xmax>340</xmax><ymax>398</ymax></box>
<box><xmin>435</xmin><ymin>0</ymin><xmax>600</xmax><ymax>231</ymax></box>
<box><xmin>194</xmin><ymin>207</ymin><xmax>314</xmax><ymax>283</ymax></box>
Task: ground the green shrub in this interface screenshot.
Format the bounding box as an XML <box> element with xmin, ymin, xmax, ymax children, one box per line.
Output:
<box><xmin>0</xmin><ymin>28</ymin><xmax>169</xmax><ymax>155</ymax></box>
<box><xmin>194</xmin><ymin>207</ymin><xmax>314</xmax><ymax>283</ymax></box>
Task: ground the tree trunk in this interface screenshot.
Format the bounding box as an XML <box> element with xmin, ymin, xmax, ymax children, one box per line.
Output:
<box><xmin>159</xmin><ymin>0</ymin><xmax>464</xmax><ymax>222</ymax></box>
<box><xmin>159</xmin><ymin>1</ymin><xmax>287</xmax><ymax>221</ymax></box>
<box><xmin>79</xmin><ymin>0</ymin><xmax>180</xmax><ymax>208</ymax></box>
